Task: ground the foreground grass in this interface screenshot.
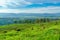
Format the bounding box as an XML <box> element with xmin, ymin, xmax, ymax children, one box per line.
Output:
<box><xmin>0</xmin><ymin>22</ymin><xmax>60</xmax><ymax>40</ymax></box>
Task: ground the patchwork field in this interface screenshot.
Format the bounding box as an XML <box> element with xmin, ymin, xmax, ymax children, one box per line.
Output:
<box><xmin>0</xmin><ymin>20</ymin><xmax>59</xmax><ymax>40</ymax></box>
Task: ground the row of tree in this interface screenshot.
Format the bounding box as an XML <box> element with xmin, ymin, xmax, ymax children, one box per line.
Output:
<box><xmin>13</xmin><ymin>18</ymin><xmax>60</xmax><ymax>24</ymax></box>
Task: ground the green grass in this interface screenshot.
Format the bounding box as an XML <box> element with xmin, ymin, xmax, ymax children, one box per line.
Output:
<box><xmin>0</xmin><ymin>21</ymin><xmax>60</xmax><ymax>40</ymax></box>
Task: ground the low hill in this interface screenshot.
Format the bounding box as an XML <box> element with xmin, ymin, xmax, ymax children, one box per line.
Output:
<box><xmin>0</xmin><ymin>21</ymin><xmax>59</xmax><ymax>40</ymax></box>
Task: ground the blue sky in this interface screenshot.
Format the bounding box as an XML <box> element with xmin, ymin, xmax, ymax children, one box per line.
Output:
<box><xmin>0</xmin><ymin>0</ymin><xmax>60</xmax><ymax>13</ymax></box>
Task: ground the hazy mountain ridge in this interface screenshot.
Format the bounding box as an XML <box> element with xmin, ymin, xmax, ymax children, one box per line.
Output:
<box><xmin>0</xmin><ymin>13</ymin><xmax>60</xmax><ymax>18</ymax></box>
<box><xmin>0</xmin><ymin>13</ymin><xmax>60</xmax><ymax>25</ymax></box>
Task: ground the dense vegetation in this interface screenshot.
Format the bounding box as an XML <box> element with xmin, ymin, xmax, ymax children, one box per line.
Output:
<box><xmin>0</xmin><ymin>18</ymin><xmax>60</xmax><ymax>40</ymax></box>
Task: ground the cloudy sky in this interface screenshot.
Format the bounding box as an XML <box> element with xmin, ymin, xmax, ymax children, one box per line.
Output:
<box><xmin>0</xmin><ymin>0</ymin><xmax>60</xmax><ymax>13</ymax></box>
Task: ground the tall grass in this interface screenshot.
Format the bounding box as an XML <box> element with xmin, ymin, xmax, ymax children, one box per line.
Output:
<box><xmin>0</xmin><ymin>20</ymin><xmax>59</xmax><ymax>40</ymax></box>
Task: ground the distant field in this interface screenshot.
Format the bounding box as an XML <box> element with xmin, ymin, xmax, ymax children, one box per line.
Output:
<box><xmin>0</xmin><ymin>20</ymin><xmax>60</xmax><ymax>40</ymax></box>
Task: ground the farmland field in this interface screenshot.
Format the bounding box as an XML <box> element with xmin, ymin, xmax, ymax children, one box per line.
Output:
<box><xmin>0</xmin><ymin>19</ymin><xmax>59</xmax><ymax>40</ymax></box>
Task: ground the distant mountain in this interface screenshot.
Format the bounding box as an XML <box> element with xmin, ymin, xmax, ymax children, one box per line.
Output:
<box><xmin>0</xmin><ymin>13</ymin><xmax>60</xmax><ymax>25</ymax></box>
<box><xmin>0</xmin><ymin>13</ymin><xmax>60</xmax><ymax>18</ymax></box>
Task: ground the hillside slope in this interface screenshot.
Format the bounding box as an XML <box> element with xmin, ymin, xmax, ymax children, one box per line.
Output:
<box><xmin>0</xmin><ymin>22</ymin><xmax>59</xmax><ymax>40</ymax></box>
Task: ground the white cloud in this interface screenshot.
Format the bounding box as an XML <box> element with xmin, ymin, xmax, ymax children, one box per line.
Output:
<box><xmin>0</xmin><ymin>9</ymin><xmax>22</xmax><ymax>13</ymax></box>
<box><xmin>0</xmin><ymin>0</ymin><xmax>32</xmax><ymax>8</ymax></box>
<box><xmin>21</xmin><ymin>7</ymin><xmax>60</xmax><ymax>13</ymax></box>
<box><xmin>0</xmin><ymin>6</ymin><xmax>60</xmax><ymax>13</ymax></box>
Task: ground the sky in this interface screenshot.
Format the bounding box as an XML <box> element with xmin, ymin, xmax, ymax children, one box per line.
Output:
<box><xmin>0</xmin><ymin>0</ymin><xmax>60</xmax><ymax>13</ymax></box>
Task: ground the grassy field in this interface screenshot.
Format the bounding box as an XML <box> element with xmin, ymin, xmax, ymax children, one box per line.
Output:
<box><xmin>0</xmin><ymin>21</ymin><xmax>60</xmax><ymax>40</ymax></box>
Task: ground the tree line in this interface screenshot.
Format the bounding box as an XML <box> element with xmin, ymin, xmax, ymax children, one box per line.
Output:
<box><xmin>13</xmin><ymin>18</ymin><xmax>60</xmax><ymax>24</ymax></box>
